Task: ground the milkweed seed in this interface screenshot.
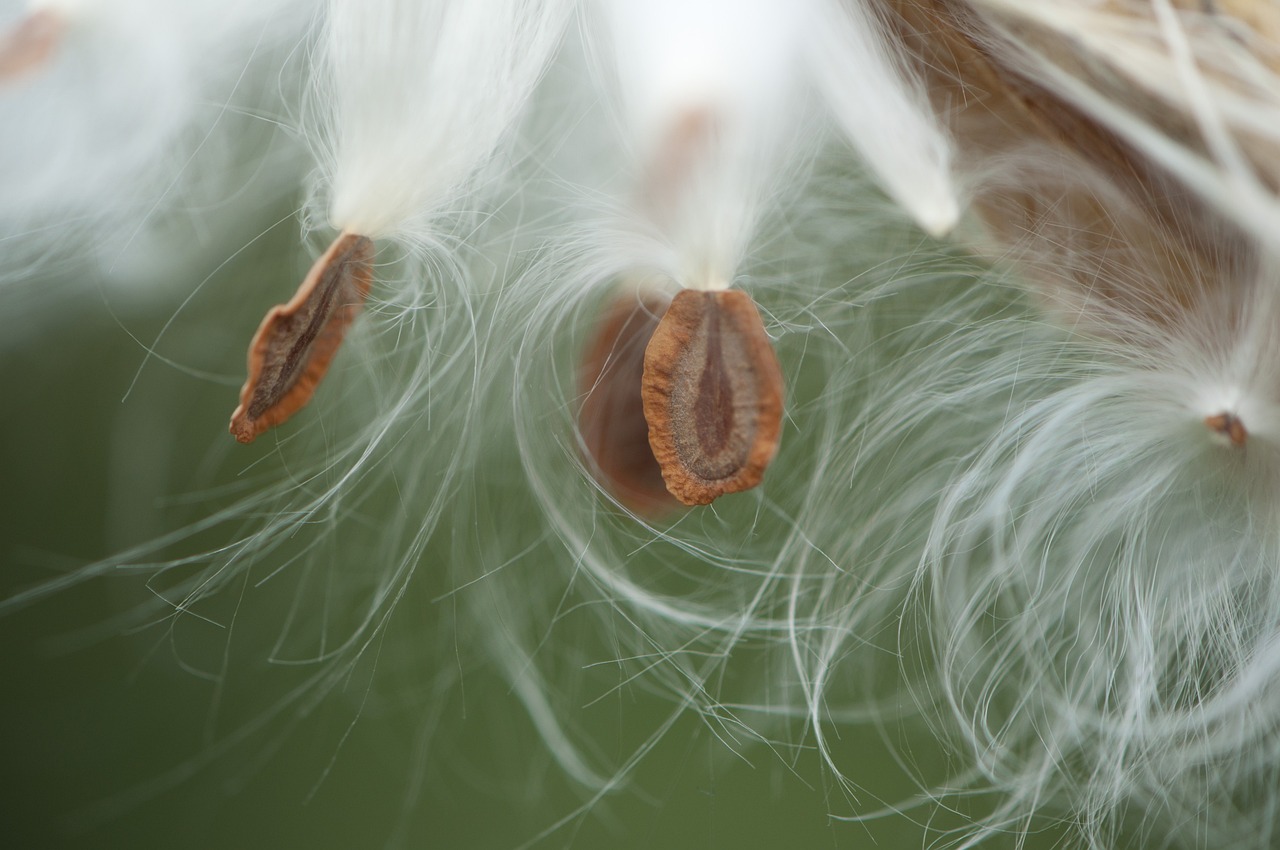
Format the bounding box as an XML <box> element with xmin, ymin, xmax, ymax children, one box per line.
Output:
<box><xmin>229</xmin><ymin>232</ymin><xmax>374</xmax><ymax>444</ymax></box>
<box><xmin>642</xmin><ymin>288</ymin><xmax>783</xmax><ymax>506</ymax></box>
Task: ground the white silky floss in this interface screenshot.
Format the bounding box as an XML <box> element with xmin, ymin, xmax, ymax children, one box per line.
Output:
<box><xmin>320</xmin><ymin>0</ymin><xmax>571</xmax><ymax>248</ymax></box>
<box><xmin>596</xmin><ymin>0</ymin><xmax>808</xmax><ymax>293</ymax></box>
<box><xmin>0</xmin><ymin>0</ymin><xmax>317</xmax><ymax>282</ymax></box>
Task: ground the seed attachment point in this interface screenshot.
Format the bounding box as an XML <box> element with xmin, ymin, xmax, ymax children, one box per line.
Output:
<box><xmin>230</xmin><ymin>232</ymin><xmax>374</xmax><ymax>444</ymax></box>
<box><xmin>1205</xmin><ymin>411</ymin><xmax>1247</xmax><ymax>447</ymax></box>
<box><xmin>642</xmin><ymin>289</ymin><xmax>783</xmax><ymax>506</ymax></box>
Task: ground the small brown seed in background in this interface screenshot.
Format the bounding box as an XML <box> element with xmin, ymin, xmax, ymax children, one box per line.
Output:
<box><xmin>0</xmin><ymin>10</ymin><xmax>63</xmax><ymax>82</ymax></box>
<box><xmin>642</xmin><ymin>289</ymin><xmax>783</xmax><ymax>506</ymax></box>
<box><xmin>579</xmin><ymin>289</ymin><xmax>679</xmax><ymax>515</ymax></box>
<box><xmin>230</xmin><ymin>232</ymin><xmax>374</xmax><ymax>444</ymax></box>
<box><xmin>1205</xmin><ymin>411</ymin><xmax>1248</xmax><ymax>447</ymax></box>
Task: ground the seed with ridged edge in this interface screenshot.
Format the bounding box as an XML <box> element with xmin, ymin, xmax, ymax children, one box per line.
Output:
<box><xmin>229</xmin><ymin>232</ymin><xmax>374</xmax><ymax>444</ymax></box>
<box><xmin>642</xmin><ymin>289</ymin><xmax>783</xmax><ymax>505</ymax></box>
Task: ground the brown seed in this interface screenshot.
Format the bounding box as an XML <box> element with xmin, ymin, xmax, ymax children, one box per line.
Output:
<box><xmin>0</xmin><ymin>10</ymin><xmax>63</xmax><ymax>81</ymax></box>
<box><xmin>642</xmin><ymin>289</ymin><xmax>783</xmax><ymax>506</ymax></box>
<box><xmin>579</xmin><ymin>289</ymin><xmax>679</xmax><ymax>515</ymax></box>
<box><xmin>229</xmin><ymin>232</ymin><xmax>374</xmax><ymax>444</ymax></box>
<box><xmin>1205</xmin><ymin>411</ymin><xmax>1247</xmax><ymax>447</ymax></box>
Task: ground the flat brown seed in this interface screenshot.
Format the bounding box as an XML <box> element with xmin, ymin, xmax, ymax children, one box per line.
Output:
<box><xmin>0</xmin><ymin>11</ymin><xmax>63</xmax><ymax>81</ymax></box>
<box><xmin>229</xmin><ymin>232</ymin><xmax>374</xmax><ymax>444</ymax></box>
<box><xmin>642</xmin><ymin>289</ymin><xmax>783</xmax><ymax>506</ymax></box>
<box><xmin>579</xmin><ymin>289</ymin><xmax>678</xmax><ymax>515</ymax></box>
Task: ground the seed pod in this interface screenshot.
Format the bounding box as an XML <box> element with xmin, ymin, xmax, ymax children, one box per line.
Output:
<box><xmin>229</xmin><ymin>232</ymin><xmax>374</xmax><ymax>444</ymax></box>
<box><xmin>579</xmin><ymin>289</ymin><xmax>678</xmax><ymax>515</ymax></box>
<box><xmin>642</xmin><ymin>288</ymin><xmax>783</xmax><ymax>505</ymax></box>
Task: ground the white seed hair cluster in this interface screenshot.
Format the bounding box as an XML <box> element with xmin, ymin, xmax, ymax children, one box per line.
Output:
<box><xmin>3</xmin><ymin>1</ymin><xmax>1280</xmax><ymax>848</ymax></box>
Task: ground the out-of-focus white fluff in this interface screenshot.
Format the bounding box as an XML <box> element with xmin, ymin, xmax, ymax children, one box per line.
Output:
<box><xmin>589</xmin><ymin>0</ymin><xmax>810</xmax><ymax>292</ymax></box>
<box><xmin>808</xmin><ymin>0</ymin><xmax>958</xmax><ymax>236</ymax></box>
<box><xmin>0</xmin><ymin>0</ymin><xmax>317</xmax><ymax>282</ymax></box>
<box><xmin>320</xmin><ymin>0</ymin><xmax>570</xmax><ymax>244</ymax></box>
<box><xmin>972</xmin><ymin>0</ymin><xmax>1280</xmax><ymax>248</ymax></box>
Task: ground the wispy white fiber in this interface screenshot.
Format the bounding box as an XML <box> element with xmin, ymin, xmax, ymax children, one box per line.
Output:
<box><xmin>917</xmin><ymin>285</ymin><xmax>1280</xmax><ymax>846</ymax></box>
<box><xmin>972</xmin><ymin>0</ymin><xmax>1280</xmax><ymax>253</ymax></box>
<box><xmin>319</xmin><ymin>0</ymin><xmax>571</xmax><ymax>243</ymax></box>
<box><xmin>807</xmin><ymin>0</ymin><xmax>959</xmax><ymax>236</ymax></box>
<box><xmin>597</xmin><ymin>0</ymin><xmax>812</xmax><ymax>292</ymax></box>
<box><xmin>0</xmin><ymin>0</ymin><xmax>317</xmax><ymax>280</ymax></box>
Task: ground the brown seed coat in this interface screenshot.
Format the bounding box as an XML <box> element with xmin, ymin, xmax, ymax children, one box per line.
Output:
<box><xmin>642</xmin><ymin>289</ymin><xmax>783</xmax><ymax>506</ymax></box>
<box><xmin>229</xmin><ymin>232</ymin><xmax>374</xmax><ymax>444</ymax></box>
<box><xmin>579</xmin><ymin>289</ymin><xmax>679</xmax><ymax>515</ymax></box>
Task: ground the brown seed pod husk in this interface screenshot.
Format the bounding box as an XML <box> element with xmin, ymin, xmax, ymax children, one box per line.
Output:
<box><xmin>642</xmin><ymin>289</ymin><xmax>783</xmax><ymax>506</ymax></box>
<box><xmin>229</xmin><ymin>232</ymin><xmax>374</xmax><ymax>444</ymax></box>
<box><xmin>579</xmin><ymin>288</ymin><xmax>678</xmax><ymax>515</ymax></box>
<box><xmin>881</xmin><ymin>0</ymin><xmax>1251</xmax><ymax>331</ymax></box>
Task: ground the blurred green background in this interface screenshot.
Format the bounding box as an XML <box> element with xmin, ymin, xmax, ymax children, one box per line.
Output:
<box><xmin>0</xmin><ymin>212</ymin><xmax>1062</xmax><ymax>850</ymax></box>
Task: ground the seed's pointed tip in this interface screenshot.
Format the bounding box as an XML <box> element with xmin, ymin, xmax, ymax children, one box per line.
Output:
<box><xmin>229</xmin><ymin>232</ymin><xmax>375</xmax><ymax>445</ymax></box>
<box><xmin>0</xmin><ymin>10</ymin><xmax>64</xmax><ymax>82</ymax></box>
<box><xmin>229</xmin><ymin>407</ymin><xmax>258</xmax><ymax>444</ymax></box>
<box><xmin>1205</xmin><ymin>411</ymin><xmax>1248</xmax><ymax>447</ymax></box>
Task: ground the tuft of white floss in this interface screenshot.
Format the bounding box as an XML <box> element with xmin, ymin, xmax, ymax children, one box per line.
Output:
<box><xmin>869</xmin><ymin>2</ymin><xmax>1280</xmax><ymax>843</ymax></box>
<box><xmin>318</xmin><ymin>0</ymin><xmax>571</xmax><ymax>246</ymax></box>
<box><xmin>0</xmin><ymin>0</ymin><xmax>319</xmax><ymax>282</ymax></box>
<box><xmin>916</xmin><ymin>283</ymin><xmax>1280</xmax><ymax>847</ymax></box>
<box><xmin>593</xmin><ymin>0</ymin><xmax>814</xmax><ymax>293</ymax></box>
<box><xmin>807</xmin><ymin>0</ymin><xmax>959</xmax><ymax>237</ymax></box>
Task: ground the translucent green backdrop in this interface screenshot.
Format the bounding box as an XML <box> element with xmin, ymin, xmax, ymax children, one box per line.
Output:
<box><xmin>0</xmin><ymin>217</ymin><xmax>1071</xmax><ymax>850</ymax></box>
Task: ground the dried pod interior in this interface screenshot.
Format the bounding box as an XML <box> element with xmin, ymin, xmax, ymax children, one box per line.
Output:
<box><xmin>579</xmin><ymin>288</ymin><xmax>678</xmax><ymax>515</ymax></box>
<box><xmin>229</xmin><ymin>232</ymin><xmax>374</xmax><ymax>444</ymax></box>
<box><xmin>642</xmin><ymin>288</ymin><xmax>783</xmax><ymax>506</ymax></box>
<box><xmin>884</xmin><ymin>0</ymin><xmax>1238</xmax><ymax>329</ymax></box>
